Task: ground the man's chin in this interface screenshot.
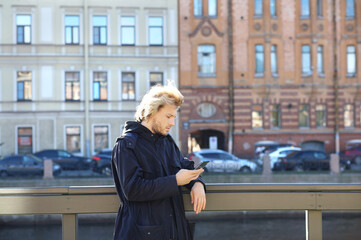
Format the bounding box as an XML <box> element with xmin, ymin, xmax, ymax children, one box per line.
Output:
<box><xmin>154</xmin><ymin>130</ymin><xmax>168</xmax><ymax>136</ymax></box>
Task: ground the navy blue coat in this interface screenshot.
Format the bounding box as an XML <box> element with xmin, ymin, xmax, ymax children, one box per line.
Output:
<box><xmin>111</xmin><ymin>121</ymin><xmax>205</xmax><ymax>240</ymax></box>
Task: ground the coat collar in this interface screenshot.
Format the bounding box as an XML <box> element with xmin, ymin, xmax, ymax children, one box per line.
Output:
<box><xmin>123</xmin><ymin>120</ymin><xmax>167</xmax><ymax>143</ymax></box>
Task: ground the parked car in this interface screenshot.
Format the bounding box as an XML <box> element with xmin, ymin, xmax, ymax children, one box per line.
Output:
<box><xmin>339</xmin><ymin>146</ymin><xmax>361</xmax><ymax>165</ymax></box>
<box><xmin>276</xmin><ymin>150</ymin><xmax>332</xmax><ymax>172</ymax></box>
<box><xmin>268</xmin><ymin>147</ymin><xmax>301</xmax><ymax>170</ymax></box>
<box><xmin>34</xmin><ymin>149</ymin><xmax>92</xmax><ymax>170</ymax></box>
<box><xmin>91</xmin><ymin>149</ymin><xmax>113</xmax><ymax>176</ymax></box>
<box><xmin>188</xmin><ymin>149</ymin><xmax>257</xmax><ymax>173</ymax></box>
<box><xmin>0</xmin><ymin>154</ymin><xmax>61</xmax><ymax>177</ymax></box>
<box><xmin>256</xmin><ymin>143</ymin><xmax>296</xmax><ymax>161</ymax></box>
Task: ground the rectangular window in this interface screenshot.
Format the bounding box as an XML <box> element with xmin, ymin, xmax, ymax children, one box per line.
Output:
<box><xmin>66</xmin><ymin>126</ymin><xmax>81</xmax><ymax>153</ymax></box>
<box><xmin>93</xmin><ymin>16</ymin><xmax>107</xmax><ymax>45</ymax></box>
<box><xmin>194</xmin><ymin>0</ymin><xmax>203</xmax><ymax>17</ymax></box>
<box><xmin>346</xmin><ymin>0</ymin><xmax>355</xmax><ymax>18</ymax></box>
<box><xmin>271</xmin><ymin>45</ymin><xmax>278</xmax><ymax>76</ymax></box>
<box><xmin>197</xmin><ymin>45</ymin><xmax>216</xmax><ymax>77</ymax></box>
<box><xmin>150</xmin><ymin>72</ymin><xmax>163</xmax><ymax>87</ymax></box>
<box><xmin>301</xmin><ymin>0</ymin><xmax>310</xmax><ymax>17</ymax></box>
<box><xmin>317</xmin><ymin>45</ymin><xmax>324</xmax><ymax>75</ymax></box>
<box><xmin>347</xmin><ymin>45</ymin><xmax>356</xmax><ymax>77</ymax></box>
<box><xmin>18</xmin><ymin>127</ymin><xmax>33</xmax><ymax>154</ymax></box>
<box><xmin>121</xmin><ymin>16</ymin><xmax>135</xmax><ymax>46</ymax></box>
<box><xmin>255</xmin><ymin>44</ymin><xmax>264</xmax><ymax>75</ymax></box>
<box><xmin>270</xmin><ymin>0</ymin><xmax>277</xmax><ymax>17</ymax></box>
<box><xmin>93</xmin><ymin>72</ymin><xmax>107</xmax><ymax>101</ymax></box>
<box><xmin>316</xmin><ymin>104</ymin><xmax>326</xmax><ymax>128</ymax></box>
<box><xmin>122</xmin><ymin>72</ymin><xmax>135</xmax><ymax>100</ymax></box>
<box><xmin>16</xmin><ymin>15</ymin><xmax>31</xmax><ymax>44</ymax></box>
<box><xmin>299</xmin><ymin>104</ymin><xmax>309</xmax><ymax>128</ymax></box>
<box><xmin>65</xmin><ymin>16</ymin><xmax>79</xmax><ymax>45</ymax></box>
<box><xmin>94</xmin><ymin>126</ymin><xmax>109</xmax><ymax>153</ymax></box>
<box><xmin>302</xmin><ymin>45</ymin><xmax>312</xmax><ymax>75</ymax></box>
<box><xmin>252</xmin><ymin>104</ymin><xmax>263</xmax><ymax>129</ymax></box>
<box><xmin>149</xmin><ymin>17</ymin><xmax>163</xmax><ymax>46</ymax></box>
<box><xmin>65</xmin><ymin>72</ymin><xmax>80</xmax><ymax>101</ymax></box>
<box><xmin>208</xmin><ymin>0</ymin><xmax>217</xmax><ymax>17</ymax></box>
<box><xmin>17</xmin><ymin>71</ymin><xmax>32</xmax><ymax>101</ymax></box>
<box><xmin>270</xmin><ymin>104</ymin><xmax>280</xmax><ymax>128</ymax></box>
<box><xmin>344</xmin><ymin>104</ymin><xmax>354</xmax><ymax>128</ymax></box>
<box><xmin>254</xmin><ymin>0</ymin><xmax>263</xmax><ymax>16</ymax></box>
<box><xmin>317</xmin><ymin>0</ymin><xmax>323</xmax><ymax>17</ymax></box>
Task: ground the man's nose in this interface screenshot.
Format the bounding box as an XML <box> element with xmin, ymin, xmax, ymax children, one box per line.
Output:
<box><xmin>169</xmin><ymin>118</ymin><xmax>175</xmax><ymax>126</ymax></box>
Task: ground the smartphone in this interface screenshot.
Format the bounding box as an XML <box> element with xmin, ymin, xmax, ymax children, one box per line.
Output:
<box><xmin>195</xmin><ymin>161</ymin><xmax>210</xmax><ymax>170</ymax></box>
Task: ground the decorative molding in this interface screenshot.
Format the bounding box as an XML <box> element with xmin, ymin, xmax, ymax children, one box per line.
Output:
<box><xmin>189</xmin><ymin>17</ymin><xmax>224</xmax><ymax>37</ymax></box>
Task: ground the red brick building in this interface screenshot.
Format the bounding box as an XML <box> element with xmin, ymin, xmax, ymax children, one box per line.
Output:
<box><xmin>178</xmin><ymin>0</ymin><xmax>361</xmax><ymax>158</ymax></box>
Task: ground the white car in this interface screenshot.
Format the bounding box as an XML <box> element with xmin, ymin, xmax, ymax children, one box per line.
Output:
<box><xmin>188</xmin><ymin>149</ymin><xmax>257</xmax><ymax>173</ymax></box>
<box><xmin>268</xmin><ymin>147</ymin><xmax>301</xmax><ymax>169</ymax></box>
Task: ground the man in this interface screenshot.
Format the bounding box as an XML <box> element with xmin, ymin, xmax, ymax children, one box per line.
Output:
<box><xmin>111</xmin><ymin>82</ymin><xmax>206</xmax><ymax>240</ymax></box>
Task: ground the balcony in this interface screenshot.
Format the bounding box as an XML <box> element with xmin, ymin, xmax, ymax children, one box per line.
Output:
<box><xmin>0</xmin><ymin>183</ymin><xmax>360</xmax><ymax>240</ymax></box>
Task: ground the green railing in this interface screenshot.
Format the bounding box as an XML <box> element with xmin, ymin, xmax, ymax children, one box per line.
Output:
<box><xmin>0</xmin><ymin>184</ymin><xmax>360</xmax><ymax>240</ymax></box>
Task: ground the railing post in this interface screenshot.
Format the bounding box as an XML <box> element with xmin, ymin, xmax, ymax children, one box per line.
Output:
<box><xmin>305</xmin><ymin>210</ymin><xmax>322</xmax><ymax>240</ymax></box>
<box><xmin>62</xmin><ymin>214</ymin><xmax>78</xmax><ymax>240</ymax></box>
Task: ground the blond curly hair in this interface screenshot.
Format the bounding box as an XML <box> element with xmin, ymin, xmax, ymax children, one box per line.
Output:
<box><xmin>135</xmin><ymin>81</ymin><xmax>184</xmax><ymax>122</ymax></box>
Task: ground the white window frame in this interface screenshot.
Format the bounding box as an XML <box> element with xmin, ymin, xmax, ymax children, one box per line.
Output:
<box><xmin>13</xmin><ymin>8</ymin><xmax>35</xmax><ymax>44</ymax></box>
<box><xmin>91</xmin><ymin>124</ymin><xmax>111</xmax><ymax>155</ymax></box>
<box><xmin>15</xmin><ymin>125</ymin><xmax>35</xmax><ymax>154</ymax></box>
<box><xmin>62</xmin><ymin>69</ymin><xmax>84</xmax><ymax>101</ymax></box>
<box><xmin>119</xmin><ymin>69</ymin><xmax>139</xmax><ymax>101</ymax></box>
<box><xmin>62</xmin><ymin>12</ymin><xmax>83</xmax><ymax>45</ymax></box>
<box><xmin>344</xmin><ymin>104</ymin><xmax>354</xmax><ymax>128</ymax></box>
<box><xmin>298</xmin><ymin>104</ymin><xmax>310</xmax><ymax>128</ymax></box>
<box><xmin>91</xmin><ymin>70</ymin><xmax>109</xmax><ymax>101</ymax></box>
<box><xmin>316</xmin><ymin>104</ymin><xmax>327</xmax><ymax>128</ymax></box>
<box><xmin>346</xmin><ymin>45</ymin><xmax>356</xmax><ymax>77</ymax></box>
<box><xmin>89</xmin><ymin>10</ymin><xmax>110</xmax><ymax>45</ymax></box>
<box><xmin>14</xmin><ymin>69</ymin><xmax>35</xmax><ymax>102</ymax></box>
<box><xmin>64</xmin><ymin>124</ymin><xmax>84</xmax><ymax>156</ymax></box>
<box><xmin>147</xmin><ymin>70</ymin><xmax>166</xmax><ymax>90</ymax></box>
<box><xmin>119</xmin><ymin>15</ymin><xmax>137</xmax><ymax>46</ymax></box>
<box><xmin>146</xmin><ymin>10</ymin><xmax>167</xmax><ymax>46</ymax></box>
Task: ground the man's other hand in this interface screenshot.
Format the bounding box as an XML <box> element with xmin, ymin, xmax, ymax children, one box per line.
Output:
<box><xmin>191</xmin><ymin>182</ymin><xmax>206</xmax><ymax>214</ymax></box>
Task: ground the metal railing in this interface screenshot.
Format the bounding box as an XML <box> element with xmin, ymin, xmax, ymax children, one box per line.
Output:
<box><xmin>0</xmin><ymin>183</ymin><xmax>360</xmax><ymax>240</ymax></box>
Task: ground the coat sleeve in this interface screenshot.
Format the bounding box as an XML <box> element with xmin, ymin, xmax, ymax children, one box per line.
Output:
<box><xmin>112</xmin><ymin>139</ymin><xmax>179</xmax><ymax>202</ymax></box>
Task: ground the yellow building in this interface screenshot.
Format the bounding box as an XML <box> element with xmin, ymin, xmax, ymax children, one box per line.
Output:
<box><xmin>0</xmin><ymin>0</ymin><xmax>178</xmax><ymax>157</ymax></box>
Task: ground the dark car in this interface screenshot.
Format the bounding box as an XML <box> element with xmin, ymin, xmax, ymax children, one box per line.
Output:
<box><xmin>91</xmin><ymin>149</ymin><xmax>112</xmax><ymax>176</ymax></box>
<box><xmin>34</xmin><ymin>149</ymin><xmax>92</xmax><ymax>170</ymax></box>
<box><xmin>0</xmin><ymin>154</ymin><xmax>61</xmax><ymax>177</ymax></box>
<box><xmin>277</xmin><ymin>150</ymin><xmax>331</xmax><ymax>172</ymax></box>
<box><xmin>339</xmin><ymin>146</ymin><xmax>361</xmax><ymax>165</ymax></box>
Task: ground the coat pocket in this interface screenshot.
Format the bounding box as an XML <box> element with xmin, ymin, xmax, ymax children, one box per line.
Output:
<box><xmin>135</xmin><ymin>224</ymin><xmax>165</xmax><ymax>240</ymax></box>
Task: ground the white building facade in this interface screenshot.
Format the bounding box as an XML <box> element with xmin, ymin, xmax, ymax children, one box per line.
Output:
<box><xmin>0</xmin><ymin>0</ymin><xmax>178</xmax><ymax>157</ymax></box>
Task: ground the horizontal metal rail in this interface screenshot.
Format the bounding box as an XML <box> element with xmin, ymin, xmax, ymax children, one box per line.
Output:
<box><xmin>0</xmin><ymin>184</ymin><xmax>360</xmax><ymax>240</ymax></box>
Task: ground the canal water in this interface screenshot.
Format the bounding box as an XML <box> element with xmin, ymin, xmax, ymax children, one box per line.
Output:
<box><xmin>1</xmin><ymin>211</ymin><xmax>360</xmax><ymax>240</ymax></box>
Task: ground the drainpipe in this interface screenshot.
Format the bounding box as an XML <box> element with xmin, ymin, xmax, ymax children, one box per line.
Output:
<box><xmin>84</xmin><ymin>0</ymin><xmax>90</xmax><ymax>157</ymax></box>
<box><xmin>332</xmin><ymin>0</ymin><xmax>340</xmax><ymax>153</ymax></box>
<box><xmin>227</xmin><ymin>0</ymin><xmax>234</xmax><ymax>153</ymax></box>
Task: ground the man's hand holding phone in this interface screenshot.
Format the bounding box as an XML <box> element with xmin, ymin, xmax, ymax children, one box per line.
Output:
<box><xmin>195</xmin><ymin>161</ymin><xmax>210</xmax><ymax>170</ymax></box>
<box><xmin>176</xmin><ymin>168</ymin><xmax>204</xmax><ymax>186</ymax></box>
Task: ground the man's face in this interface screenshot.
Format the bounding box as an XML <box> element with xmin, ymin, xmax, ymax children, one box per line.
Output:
<box><xmin>149</xmin><ymin>104</ymin><xmax>177</xmax><ymax>136</ymax></box>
